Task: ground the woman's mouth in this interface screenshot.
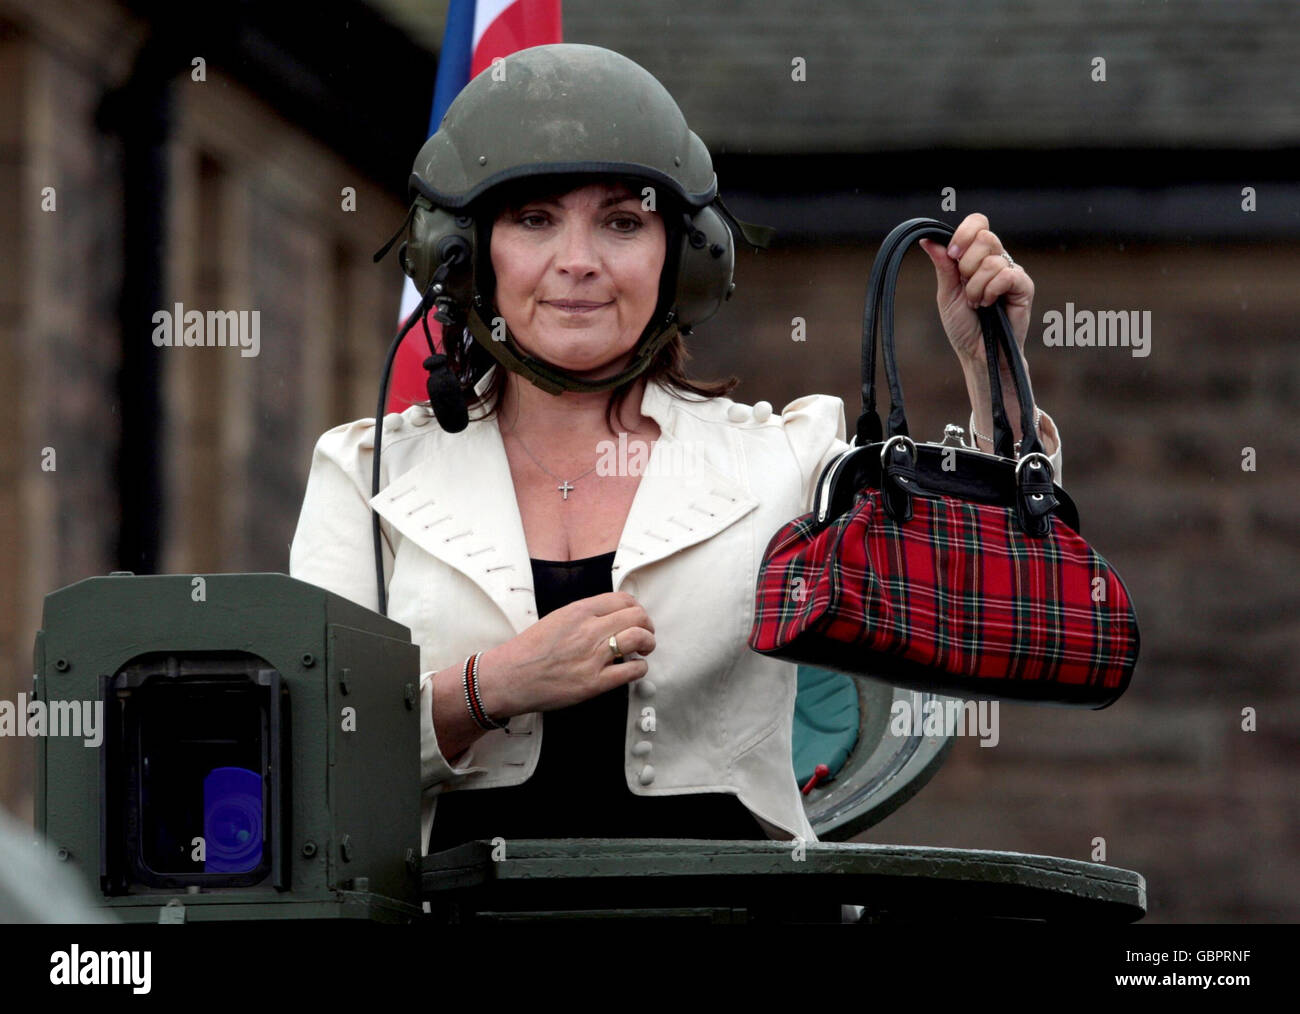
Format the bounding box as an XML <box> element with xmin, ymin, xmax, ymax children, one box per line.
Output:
<box><xmin>545</xmin><ymin>300</ymin><xmax>612</xmax><ymax>313</ymax></box>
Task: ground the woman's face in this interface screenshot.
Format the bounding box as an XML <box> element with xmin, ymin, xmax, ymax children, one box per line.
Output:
<box><xmin>489</xmin><ymin>181</ymin><xmax>667</xmax><ymax>380</ymax></box>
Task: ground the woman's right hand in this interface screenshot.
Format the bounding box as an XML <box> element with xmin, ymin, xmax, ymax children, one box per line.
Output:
<box><xmin>475</xmin><ymin>592</ymin><xmax>656</xmax><ymax>719</ymax></box>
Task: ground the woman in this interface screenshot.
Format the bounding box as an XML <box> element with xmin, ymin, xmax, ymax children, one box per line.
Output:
<box><xmin>288</xmin><ymin>44</ymin><xmax>1063</xmax><ymax>858</ymax></box>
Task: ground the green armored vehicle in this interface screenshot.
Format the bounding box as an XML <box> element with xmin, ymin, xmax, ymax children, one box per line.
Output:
<box><xmin>26</xmin><ymin>573</ymin><xmax>1144</xmax><ymax>925</ymax></box>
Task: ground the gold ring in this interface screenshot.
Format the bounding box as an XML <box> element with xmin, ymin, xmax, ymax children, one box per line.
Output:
<box><xmin>609</xmin><ymin>634</ymin><xmax>624</xmax><ymax>664</ymax></box>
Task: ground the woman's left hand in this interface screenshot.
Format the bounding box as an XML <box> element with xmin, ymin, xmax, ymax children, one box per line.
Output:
<box><xmin>919</xmin><ymin>214</ymin><xmax>1033</xmax><ymax>365</ymax></box>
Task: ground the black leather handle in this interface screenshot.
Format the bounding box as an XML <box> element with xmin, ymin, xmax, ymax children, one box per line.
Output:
<box><xmin>856</xmin><ymin>218</ymin><xmax>1043</xmax><ymax>460</ymax></box>
<box><xmin>858</xmin><ymin>219</ymin><xmax>923</xmax><ymax>443</ymax></box>
<box><xmin>978</xmin><ymin>300</ymin><xmax>1045</xmax><ymax>460</ymax></box>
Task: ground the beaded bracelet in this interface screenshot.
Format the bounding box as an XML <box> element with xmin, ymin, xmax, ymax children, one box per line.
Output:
<box><xmin>462</xmin><ymin>651</ymin><xmax>509</xmax><ymax>732</ymax></box>
<box><xmin>970</xmin><ymin>406</ymin><xmax>1042</xmax><ymax>457</ymax></box>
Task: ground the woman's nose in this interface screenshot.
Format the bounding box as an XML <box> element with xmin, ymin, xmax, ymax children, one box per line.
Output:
<box><xmin>554</xmin><ymin>219</ymin><xmax>600</xmax><ymax>277</ymax></box>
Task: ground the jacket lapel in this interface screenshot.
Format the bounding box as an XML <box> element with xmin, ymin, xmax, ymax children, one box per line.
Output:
<box><xmin>610</xmin><ymin>379</ymin><xmax>759</xmax><ymax>588</ymax></box>
<box><xmin>368</xmin><ymin>369</ymin><xmax>759</xmax><ymax>634</ymax></box>
<box><xmin>368</xmin><ymin>402</ymin><xmax>535</xmax><ymax>635</ymax></box>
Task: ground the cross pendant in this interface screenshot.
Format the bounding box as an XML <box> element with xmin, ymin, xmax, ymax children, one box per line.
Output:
<box><xmin>557</xmin><ymin>480</ymin><xmax>574</xmax><ymax>500</ymax></box>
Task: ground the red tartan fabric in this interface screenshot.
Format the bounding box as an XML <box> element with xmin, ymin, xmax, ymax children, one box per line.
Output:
<box><xmin>749</xmin><ymin>489</ymin><xmax>1138</xmax><ymax>699</ymax></box>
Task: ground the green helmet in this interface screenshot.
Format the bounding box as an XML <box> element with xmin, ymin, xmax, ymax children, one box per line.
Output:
<box><xmin>398</xmin><ymin>43</ymin><xmax>772</xmax><ymax>395</ymax></box>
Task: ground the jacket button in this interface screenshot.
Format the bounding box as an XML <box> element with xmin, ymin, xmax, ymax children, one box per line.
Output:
<box><xmin>382</xmin><ymin>414</ymin><xmax>402</xmax><ymax>434</ymax></box>
<box><xmin>635</xmin><ymin>678</ymin><xmax>656</xmax><ymax>698</ymax></box>
<box><xmin>752</xmin><ymin>401</ymin><xmax>772</xmax><ymax>422</ymax></box>
<box><xmin>726</xmin><ymin>403</ymin><xmax>749</xmax><ymax>423</ymax></box>
<box><xmin>411</xmin><ymin>410</ymin><xmax>432</xmax><ymax>427</ymax></box>
<box><xmin>632</xmin><ymin>740</ymin><xmax>652</xmax><ymax>756</ymax></box>
<box><xmin>638</xmin><ymin>765</ymin><xmax>655</xmax><ymax>785</ymax></box>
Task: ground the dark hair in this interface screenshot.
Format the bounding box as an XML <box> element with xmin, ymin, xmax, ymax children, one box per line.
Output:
<box><xmin>437</xmin><ymin>173</ymin><xmax>739</xmax><ymax>436</ymax></box>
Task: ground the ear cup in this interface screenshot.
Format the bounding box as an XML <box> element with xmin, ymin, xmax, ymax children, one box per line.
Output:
<box><xmin>635</xmin><ymin>196</ymin><xmax>734</xmax><ymax>333</ymax></box>
<box><xmin>673</xmin><ymin>204</ymin><xmax>735</xmax><ymax>328</ymax></box>
<box><xmin>403</xmin><ymin>204</ymin><xmax>477</xmax><ymax>307</ymax></box>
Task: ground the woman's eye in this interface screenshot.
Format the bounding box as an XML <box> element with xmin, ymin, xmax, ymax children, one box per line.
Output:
<box><xmin>609</xmin><ymin>216</ymin><xmax>642</xmax><ymax>233</ymax></box>
<box><xmin>518</xmin><ymin>212</ymin><xmax>548</xmax><ymax>228</ymax></box>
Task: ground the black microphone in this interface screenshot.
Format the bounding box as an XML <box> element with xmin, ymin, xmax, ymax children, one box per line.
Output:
<box><xmin>423</xmin><ymin>352</ymin><xmax>468</xmax><ymax>433</ymax></box>
<box><xmin>420</xmin><ymin>237</ymin><xmax>472</xmax><ymax>434</ymax></box>
<box><xmin>370</xmin><ymin>240</ymin><xmax>473</xmax><ymax>614</ymax></box>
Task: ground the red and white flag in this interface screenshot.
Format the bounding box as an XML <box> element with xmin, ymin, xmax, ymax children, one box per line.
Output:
<box><xmin>387</xmin><ymin>0</ymin><xmax>563</xmax><ymax>414</ymax></box>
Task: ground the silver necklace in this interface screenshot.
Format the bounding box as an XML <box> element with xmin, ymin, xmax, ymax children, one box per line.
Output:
<box><xmin>504</xmin><ymin>405</ymin><xmax>600</xmax><ymax>501</ymax></box>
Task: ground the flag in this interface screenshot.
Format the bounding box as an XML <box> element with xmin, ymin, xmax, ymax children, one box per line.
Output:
<box><xmin>386</xmin><ymin>0</ymin><xmax>564</xmax><ymax>415</ymax></box>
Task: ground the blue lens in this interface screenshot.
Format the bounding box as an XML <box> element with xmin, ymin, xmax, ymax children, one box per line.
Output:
<box><xmin>203</xmin><ymin>766</ymin><xmax>263</xmax><ymax>873</ymax></box>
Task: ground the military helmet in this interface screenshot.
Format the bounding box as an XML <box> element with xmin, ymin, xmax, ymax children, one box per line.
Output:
<box><xmin>398</xmin><ymin>43</ymin><xmax>770</xmax><ymax>395</ymax></box>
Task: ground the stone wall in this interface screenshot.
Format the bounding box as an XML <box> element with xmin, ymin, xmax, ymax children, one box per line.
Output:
<box><xmin>0</xmin><ymin>0</ymin><xmax>140</xmax><ymax>823</ymax></box>
<box><xmin>0</xmin><ymin>0</ymin><xmax>407</xmax><ymax>819</ymax></box>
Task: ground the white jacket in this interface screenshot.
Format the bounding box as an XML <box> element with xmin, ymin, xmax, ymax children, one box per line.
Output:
<box><xmin>289</xmin><ymin>367</ymin><xmax>1062</xmax><ymax>853</ymax></box>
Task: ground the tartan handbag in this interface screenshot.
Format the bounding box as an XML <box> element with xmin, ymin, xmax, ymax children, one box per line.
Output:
<box><xmin>748</xmin><ymin>218</ymin><xmax>1139</xmax><ymax>708</ymax></box>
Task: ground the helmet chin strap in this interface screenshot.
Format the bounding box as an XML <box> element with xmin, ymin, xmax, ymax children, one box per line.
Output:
<box><xmin>465</xmin><ymin>304</ymin><xmax>680</xmax><ymax>395</ymax></box>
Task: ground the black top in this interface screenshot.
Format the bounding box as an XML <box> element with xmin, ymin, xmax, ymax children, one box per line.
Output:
<box><xmin>427</xmin><ymin>550</ymin><xmax>764</xmax><ymax>852</ymax></box>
